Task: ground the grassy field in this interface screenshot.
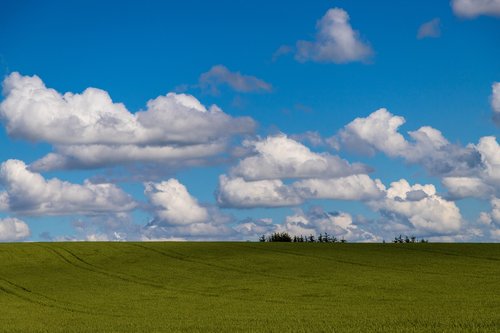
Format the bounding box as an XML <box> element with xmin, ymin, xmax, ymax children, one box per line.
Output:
<box><xmin>0</xmin><ymin>242</ymin><xmax>499</xmax><ymax>332</ymax></box>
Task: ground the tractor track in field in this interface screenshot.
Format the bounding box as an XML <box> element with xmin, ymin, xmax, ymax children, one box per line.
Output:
<box><xmin>127</xmin><ymin>243</ymin><xmax>318</xmax><ymax>283</ymax></box>
<box><xmin>38</xmin><ymin>244</ymin><xmax>303</xmax><ymax>306</ymax></box>
<box><xmin>0</xmin><ymin>276</ymin><xmax>110</xmax><ymax>316</ymax></box>
<box><xmin>35</xmin><ymin>244</ymin><xmax>227</xmax><ymax>300</ymax></box>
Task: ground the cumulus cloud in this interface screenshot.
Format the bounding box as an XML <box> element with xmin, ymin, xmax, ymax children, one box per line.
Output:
<box><xmin>452</xmin><ymin>0</ymin><xmax>500</xmax><ymax>18</ymax></box>
<box><xmin>31</xmin><ymin>142</ymin><xmax>227</xmax><ymax>171</ymax></box>
<box><xmin>233</xmin><ymin>218</ymin><xmax>275</xmax><ymax>237</ymax></box>
<box><xmin>489</xmin><ymin>197</ymin><xmax>500</xmax><ymax>224</ymax></box>
<box><xmin>295</xmin><ymin>8</ymin><xmax>373</xmax><ymax>63</ymax></box>
<box><xmin>441</xmin><ymin>136</ymin><xmax>500</xmax><ymax>199</ymax></box>
<box><xmin>332</xmin><ymin>109</ymin><xmax>500</xmax><ymax>200</ymax></box>
<box><xmin>0</xmin><ymin>72</ymin><xmax>255</xmax><ymax>170</ymax></box>
<box><xmin>442</xmin><ymin>176</ymin><xmax>495</xmax><ymax>199</ymax></box>
<box><xmin>0</xmin><ymin>217</ymin><xmax>30</xmax><ymax>241</ymax></box>
<box><xmin>331</xmin><ymin>108</ymin><xmax>484</xmax><ymax>178</ymax></box>
<box><xmin>475</xmin><ymin>136</ymin><xmax>500</xmax><ymax>187</ymax></box>
<box><xmin>492</xmin><ymin>82</ymin><xmax>500</xmax><ymax>126</ymax></box>
<box><xmin>217</xmin><ymin>174</ymin><xmax>385</xmax><ymax>209</ymax></box>
<box><xmin>476</xmin><ymin>198</ymin><xmax>500</xmax><ymax>241</ymax></box>
<box><xmin>293</xmin><ymin>174</ymin><xmax>386</xmax><ymax>201</ymax></box>
<box><xmin>230</xmin><ymin>207</ymin><xmax>380</xmax><ymax>242</ymax></box>
<box><xmin>0</xmin><ymin>159</ymin><xmax>136</xmax><ymax>215</ymax></box>
<box><xmin>231</xmin><ymin>135</ymin><xmax>370</xmax><ymax>181</ymax></box>
<box><xmin>140</xmin><ymin>179</ymin><xmax>248</xmax><ymax>240</ymax></box>
<box><xmin>417</xmin><ymin>18</ymin><xmax>441</xmax><ymax>39</ymax></box>
<box><xmin>276</xmin><ymin>207</ymin><xmax>379</xmax><ymax>242</ymax></box>
<box><xmin>199</xmin><ymin>65</ymin><xmax>272</xmax><ymax>95</ymax></box>
<box><xmin>217</xmin><ymin>175</ymin><xmax>303</xmax><ymax>208</ymax></box>
<box><xmin>369</xmin><ymin>179</ymin><xmax>463</xmax><ymax>235</ymax></box>
<box><xmin>217</xmin><ymin>134</ymin><xmax>383</xmax><ymax>209</ymax></box>
<box><xmin>144</xmin><ymin>179</ymin><xmax>208</xmax><ymax>225</ymax></box>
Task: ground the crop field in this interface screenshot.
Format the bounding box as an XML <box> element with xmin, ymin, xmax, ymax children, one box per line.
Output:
<box><xmin>0</xmin><ymin>242</ymin><xmax>499</xmax><ymax>332</ymax></box>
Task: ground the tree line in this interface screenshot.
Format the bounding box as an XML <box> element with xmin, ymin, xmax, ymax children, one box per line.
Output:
<box><xmin>259</xmin><ymin>232</ymin><xmax>346</xmax><ymax>243</ymax></box>
<box><xmin>259</xmin><ymin>232</ymin><xmax>429</xmax><ymax>243</ymax></box>
<box><xmin>390</xmin><ymin>234</ymin><xmax>428</xmax><ymax>243</ymax></box>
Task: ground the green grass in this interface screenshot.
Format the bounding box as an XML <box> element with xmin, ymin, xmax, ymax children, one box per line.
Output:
<box><xmin>0</xmin><ymin>242</ymin><xmax>499</xmax><ymax>332</ymax></box>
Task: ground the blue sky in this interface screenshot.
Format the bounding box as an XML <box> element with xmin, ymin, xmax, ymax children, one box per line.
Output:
<box><xmin>0</xmin><ymin>0</ymin><xmax>499</xmax><ymax>242</ymax></box>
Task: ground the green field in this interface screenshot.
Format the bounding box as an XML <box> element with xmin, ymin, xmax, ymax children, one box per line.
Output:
<box><xmin>0</xmin><ymin>242</ymin><xmax>499</xmax><ymax>332</ymax></box>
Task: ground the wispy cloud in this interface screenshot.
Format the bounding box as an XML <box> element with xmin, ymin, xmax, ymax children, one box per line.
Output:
<box><xmin>417</xmin><ymin>18</ymin><xmax>441</xmax><ymax>39</ymax></box>
<box><xmin>491</xmin><ymin>82</ymin><xmax>500</xmax><ymax>126</ymax></box>
<box><xmin>199</xmin><ymin>65</ymin><xmax>272</xmax><ymax>95</ymax></box>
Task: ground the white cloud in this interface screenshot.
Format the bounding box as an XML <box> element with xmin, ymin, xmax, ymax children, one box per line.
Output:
<box><xmin>218</xmin><ymin>135</ymin><xmax>383</xmax><ymax>209</ymax></box>
<box><xmin>493</xmin><ymin>197</ymin><xmax>500</xmax><ymax>223</ymax></box>
<box><xmin>277</xmin><ymin>207</ymin><xmax>379</xmax><ymax>242</ymax></box>
<box><xmin>293</xmin><ymin>174</ymin><xmax>385</xmax><ymax>201</ymax></box>
<box><xmin>442</xmin><ymin>176</ymin><xmax>495</xmax><ymax>199</ymax></box>
<box><xmin>492</xmin><ymin>82</ymin><xmax>500</xmax><ymax>126</ymax></box>
<box><xmin>417</xmin><ymin>18</ymin><xmax>441</xmax><ymax>39</ymax></box>
<box><xmin>441</xmin><ymin>137</ymin><xmax>500</xmax><ymax>200</ymax></box>
<box><xmin>332</xmin><ymin>108</ymin><xmax>486</xmax><ymax>179</ymax></box>
<box><xmin>199</xmin><ymin>65</ymin><xmax>272</xmax><ymax>94</ymax></box>
<box><xmin>295</xmin><ymin>8</ymin><xmax>373</xmax><ymax>63</ymax></box>
<box><xmin>233</xmin><ymin>218</ymin><xmax>275</xmax><ymax>237</ymax></box>
<box><xmin>231</xmin><ymin>135</ymin><xmax>369</xmax><ymax>181</ymax></box>
<box><xmin>477</xmin><ymin>198</ymin><xmax>500</xmax><ymax>241</ymax></box>
<box><xmin>369</xmin><ymin>179</ymin><xmax>463</xmax><ymax>235</ymax></box>
<box><xmin>0</xmin><ymin>72</ymin><xmax>255</xmax><ymax>170</ymax></box>
<box><xmin>329</xmin><ymin>108</ymin><xmax>410</xmax><ymax>157</ymax></box>
<box><xmin>0</xmin><ymin>217</ymin><xmax>30</xmax><ymax>241</ymax></box>
<box><xmin>31</xmin><ymin>142</ymin><xmax>227</xmax><ymax>171</ymax></box>
<box><xmin>333</xmin><ymin>109</ymin><xmax>500</xmax><ymax>200</ymax></box>
<box><xmin>144</xmin><ymin>179</ymin><xmax>209</xmax><ymax>225</ymax></box>
<box><xmin>217</xmin><ymin>175</ymin><xmax>303</xmax><ymax>208</ymax></box>
<box><xmin>452</xmin><ymin>0</ymin><xmax>500</xmax><ymax>18</ymax></box>
<box><xmin>476</xmin><ymin>136</ymin><xmax>500</xmax><ymax>186</ymax></box>
<box><xmin>0</xmin><ymin>159</ymin><xmax>136</xmax><ymax>215</ymax></box>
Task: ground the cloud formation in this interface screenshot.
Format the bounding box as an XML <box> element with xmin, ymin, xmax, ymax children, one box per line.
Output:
<box><xmin>331</xmin><ymin>108</ymin><xmax>484</xmax><ymax>178</ymax></box>
<box><xmin>217</xmin><ymin>135</ymin><xmax>381</xmax><ymax>208</ymax></box>
<box><xmin>217</xmin><ymin>175</ymin><xmax>303</xmax><ymax>208</ymax></box>
<box><xmin>369</xmin><ymin>179</ymin><xmax>463</xmax><ymax>236</ymax></box>
<box><xmin>492</xmin><ymin>82</ymin><xmax>500</xmax><ymax>126</ymax></box>
<box><xmin>293</xmin><ymin>174</ymin><xmax>385</xmax><ymax>201</ymax></box>
<box><xmin>231</xmin><ymin>135</ymin><xmax>370</xmax><ymax>181</ymax></box>
<box><xmin>277</xmin><ymin>207</ymin><xmax>379</xmax><ymax>242</ymax></box>
<box><xmin>478</xmin><ymin>197</ymin><xmax>500</xmax><ymax>227</ymax></box>
<box><xmin>417</xmin><ymin>18</ymin><xmax>441</xmax><ymax>39</ymax></box>
<box><xmin>0</xmin><ymin>217</ymin><xmax>30</xmax><ymax>241</ymax></box>
<box><xmin>452</xmin><ymin>0</ymin><xmax>500</xmax><ymax>18</ymax></box>
<box><xmin>0</xmin><ymin>72</ymin><xmax>255</xmax><ymax>170</ymax></box>
<box><xmin>199</xmin><ymin>65</ymin><xmax>272</xmax><ymax>95</ymax></box>
<box><xmin>331</xmin><ymin>108</ymin><xmax>500</xmax><ymax>200</ymax></box>
<box><xmin>295</xmin><ymin>8</ymin><xmax>373</xmax><ymax>63</ymax></box>
<box><xmin>144</xmin><ymin>179</ymin><xmax>209</xmax><ymax>225</ymax></box>
<box><xmin>0</xmin><ymin>159</ymin><xmax>136</xmax><ymax>215</ymax></box>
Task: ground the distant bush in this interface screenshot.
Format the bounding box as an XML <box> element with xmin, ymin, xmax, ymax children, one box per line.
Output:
<box><xmin>259</xmin><ymin>232</ymin><xmax>345</xmax><ymax>243</ymax></box>
<box><xmin>391</xmin><ymin>235</ymin><xmax>428</xmax><ymax>243</ymax></box>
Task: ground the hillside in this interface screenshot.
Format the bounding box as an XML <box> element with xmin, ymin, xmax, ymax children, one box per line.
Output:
<box><xmin>0</xmin><ymin>242</ymin><xmax>499</xmax><ymax>332</ymax></box>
